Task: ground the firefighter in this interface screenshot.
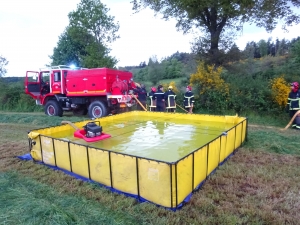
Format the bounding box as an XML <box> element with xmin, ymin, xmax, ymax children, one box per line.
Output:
<box><xmin>134</xmin><ymin>84</ymin><xmax>147</xmax><ymax>111</ymax></box>
<box><xmin>164</xmin><ymin>86</ymin><xmax>176</xmax><ymax>112</ymax></box>
<box><xmin>154</xmin><ymin>85</ymin><xmax>165</xmax><ymax>112</ymax></box>
<box><xmin>286</xmin><ymin>82</ymin><xmax>300</xmax><ymax>129</ymax></box>
<box><xmin>41</xmin><ymin>77</ymin><xmax>50</xmax><ymax>95</ymax></box>
<box><xmin>184</xmin><ymin>86</ymin><xmax>194</xmax><ymax>114</ymax></box>
<box><xmin>128</xmin><ymin>78</ymin><xmax>137</xmax><ymax>94</ymax></box>
<box><xmin>148</xmin><ymin>87</ymin><xmax>157</xmax><ymax>111</ymax></box>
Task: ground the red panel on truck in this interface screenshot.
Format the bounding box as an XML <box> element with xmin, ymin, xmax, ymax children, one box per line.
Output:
<box><xmin>66</xmin><ymin>68</ymin><xmax>132</xmax><ymax>96</ymax></box>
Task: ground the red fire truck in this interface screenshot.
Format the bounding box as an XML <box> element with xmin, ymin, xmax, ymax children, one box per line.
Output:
<box><xmin>24</xmin><ymin>65</ymin><xmax>137</xmax><ymax>118</ymax></box>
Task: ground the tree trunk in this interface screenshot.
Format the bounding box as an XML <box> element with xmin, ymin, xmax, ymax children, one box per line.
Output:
<box><xmin>206</xmin><ymin>7</ymin><xmax>227</xmax><ymax>65</ymax></box>
<box><xmin>209</xmin><ymin>30</ymin><xmax>222</xmax><ymax>65</ymax></box>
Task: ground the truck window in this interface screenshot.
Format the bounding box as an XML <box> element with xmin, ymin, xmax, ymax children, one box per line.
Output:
<box><xmin>54</xmin><ymin>72</ymin><xmax>61</xmax><ymax>82</ymax></box>
<box><xmin>27</xmin><ymin>72</ymin><xmax>39</xmax><ymax>82</ymax></box>
<box><xmin>41</xmin><ymin>72</ymin><xmax>50</xmax><ymax>83</ymax></box>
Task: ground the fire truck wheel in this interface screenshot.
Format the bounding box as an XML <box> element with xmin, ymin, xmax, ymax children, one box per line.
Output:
<box><xmin>88</xmin><ymin>101</ymin><xmax>108</xmax><ymax>118</ymax></box>
<box><xmin>45</xmin><ymin>100</ymin><xmax>63</xmax><ymax>117</ymax></box>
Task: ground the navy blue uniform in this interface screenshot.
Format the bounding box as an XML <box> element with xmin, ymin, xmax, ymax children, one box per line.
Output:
<box><xmin>148</xmin><ymin>90</ymin><xmax>156</xmax><ymax>111</ymax></box>
<box><xmin>184</xmin><ymin>91</ymin><xmax>194</xmax><ymax>108</ymax></box>
<box><xmin>134</xmin><ymin>87</ymin><xmax>147</xmax><ymax>110</ymax></box>
<box><xmin>154</xmin><ymin>90</ymin><xmax>165</xmax><ymax>112</ymax></box>
<box><xmin>164</xmin><ymin>90</ymin><xmax>176</xmax><ymax>112</ymax></box>
<box><xmin>287</xmin><ymin>90</ymin><xmax>300</xmax><ymax>129</ymax></box>
<box><xmin>184</xmin><ymin>91</ymin><xmax>194</xmax><ymax>113</ymax></box>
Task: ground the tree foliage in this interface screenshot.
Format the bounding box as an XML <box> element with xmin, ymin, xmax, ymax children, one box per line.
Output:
<box><xmin>147</xmin><ymin>57</ymin><xmax>163</xmax><ymax>85</ymax></box>
<box><xmin>0</xmin><ymin>79</ymin><xmax>41</xmax><ymax>111</ymax></box>
<box><xmin>50</xmin><ymin>0</ymin><xmax>119</xmax><ymax>68</ymax></box>
<box><xmin>133</xmin><ymin>0</ymin><xmax>300</xmax><ymax>65</ymax></box>
<box><xmin>68</xmin><ymin>0</ymin><xmax>119</xmax><ymax>44</ymax></box>
<box><xmin>0</xmin><ymin>55</ymin><xmax>8</xmax><ymax>77</ymax></box>
<box><xmin>290</xmin><ymin>39</ymin><xmax>300</xmax><ymax>63</ymax></box>
<box><xmin>131</xmin><ymin>52</ymin><xmax>198</xmax><ymax>83</ymax></box>
<box><xmin>50</xmin><ymin>27</ymin><xmax>83</xmax><ymax>67</ymax></box>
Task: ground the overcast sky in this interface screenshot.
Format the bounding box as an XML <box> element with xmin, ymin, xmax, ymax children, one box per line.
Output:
<box><xmin>0</xmin><ymin>0</ymin><xmax>300</xmax><ymax>77</ymax></box>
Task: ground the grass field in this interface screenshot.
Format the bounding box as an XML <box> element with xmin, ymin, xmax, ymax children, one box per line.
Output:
<box><xmin>0</xmin><ymin>111</ymin><xmax>300</xmax><ymax>225</ymax></box>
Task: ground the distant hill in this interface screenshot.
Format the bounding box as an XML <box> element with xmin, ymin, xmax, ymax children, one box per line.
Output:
<box><xmin>1</xmin><ymin>77</ymin><xmax>24</xmax><ymax>83</ymax></box>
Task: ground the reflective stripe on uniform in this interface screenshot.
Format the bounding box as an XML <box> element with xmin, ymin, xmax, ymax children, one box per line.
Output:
<box><xmin>184</xmin><ymin>96</ymin><xmax>194</xmax><ymax>107</ymax></box>
<box><xmin>149</xmin><ymin>96</ymin><xmax>156</xmax><ymax>107</ymax></box>
<box><xmin>288</xmin><ymin>98</ymin><xmax>300</xmax><ymax>110</ymax></box>
<box><xmin>166</xmin><ymin>95</ymin><xmax>176</xmax><ymax>108</ymax></box>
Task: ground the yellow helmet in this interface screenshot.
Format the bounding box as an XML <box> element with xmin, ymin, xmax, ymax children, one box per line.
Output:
<box><xmin>168</xmin><ymin>86</ymin><xmax>173</xmax><ymax>89</ymax></box>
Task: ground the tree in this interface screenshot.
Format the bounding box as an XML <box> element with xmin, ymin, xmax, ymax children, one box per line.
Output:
<box><xmin>132</xmin><ymin>0</ymin><xmax>300</xmax><ymax>65</ymax></box>
<box><xmin>50</xmin><ymin>27</ymin><xmax>84</xmax><ymax>67</ymax></box>
<box><xmin>0</xmin><ymin>55</ymin><xmax>8</xmax><ymax>77</ymax></box>
<box><xmin>276</xmin><ymin>38</ymin><xmax>289</xmax><ymax>56</ymax></box>
<box><xmin>243</xmin><ymin>41</ymin><xmax>260</xmax><ymax>59</ymax></box>
<box><xmin>225</xmin><ymin>44</ymin><xmax>242</xmax><ymax>63</ymax></box>
<box><xmin>267</xmin><ymin>38</ymin><xmax>275</xmax><ymax>56</ymax></box>
<box><xmin>68</xmin><ymin>0</ymin><xmax>119</xmax><ymax>44</ymax></box>
<box><xmin>290</xmin><ymin>39</ymin><xmax>300</xmax><ymax>63</ymax></box>
<box><xmin>165</xmin><ymin>58</ymin><xmax>184</xmax><ymax>78</ymax></box>
<box><xmin>133</xmin><ymin>67</ymin><xmax>148</xmax><ymax>81</ymax></box>
<box><xmin>50</xmin><ymin>0</ymin><xmax>119</xmax><ymax>68</ymax></box>
<box><xmin>147</xmin><ymin>57</ymin><xmax>163</xmax><ymax>85</ymax></box>
<box><xmin>258</xmin><ymin>39</ymin><xmax>268</xmax><ymax>57</ymax></box>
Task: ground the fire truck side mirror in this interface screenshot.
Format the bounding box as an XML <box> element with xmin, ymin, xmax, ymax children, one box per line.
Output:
<box><xmin>64</xmin><ymin>71</ymin><xmax>68</xmax><ymax>78</ymax></box>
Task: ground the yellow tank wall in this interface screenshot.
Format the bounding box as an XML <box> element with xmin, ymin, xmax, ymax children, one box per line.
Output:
<box><xmin>207</xmin><ymin>138</ymin><xmax>221</xmax><ymax>176</ymax></box>
<box><xmin>193</xmin><ymin>146</ymin><xmax>208</xmax><ymax>189</ymax></box>
<box><xmin>27</xmin><ymin>112</ymin><xmax>247</xmax><ymax>209</ymax></box>
<box><xmin>225</xmin><ymin>128</ymin><xmax>236</xmax><ymax>157</ymax></box>
<box><xmin>139</xmin><ymin>160</ymin><xmax>172</xmax><ymax>207</ymax></box>
<box><xmin>54</xmin><ymin>140</ymin><xmax>70</xmax><ymax>171</ymax></box>
<box><xmin>110</xmin><ymin>153</ymin><xmax>138</xmax><ymax>195</ymax></box>
<box><xmin>70</xmin><ymin>144</ymin><xmax>89</xmax><ymax>178</ymax></box>
<box><xmin>219</xmin><ymin>135</ymin><xmax>227</xmax><ymax>163</ymax></box>
<box><xmin>176</xmin><ymin>155</ymin><xmax>193</xmax><ymax>205</ymax></box>
<box><xmin>88</xmin><ymin>148</ymin><xmax>111</xmax><ymax>186</ymax></box>
<box><xmin>40</xmin><ymin>136</ymin><xmax>55</xmax><ymax>166</ymax></box>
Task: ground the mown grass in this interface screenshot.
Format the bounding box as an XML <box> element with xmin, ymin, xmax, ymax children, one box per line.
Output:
<box><xmin>0</xmin><ymin>111</ymin><xmax>84</xmax><ymax>128</ymax></box>
<box><xmin>0</xmin><ymin>172</ymin><xmax>145</xmax><ymax>225</ymax></box>
<box><xmin>0</xmin><ymin>112</ymin><xmax>300</xmax><ymax>224</ymax></box>
<box><xmin>245</xmin><ymin>127</ymin><xmax>300</xmax><ymax>155</ymax></box>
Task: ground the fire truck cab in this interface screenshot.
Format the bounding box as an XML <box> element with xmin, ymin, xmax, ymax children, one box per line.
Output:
<box><xmin>25</xmin><ymin>65</ymin><xmax>136</xmax><ymax>118</ymax></box>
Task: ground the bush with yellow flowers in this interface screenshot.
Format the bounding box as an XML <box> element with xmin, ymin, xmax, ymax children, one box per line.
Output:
<box><xmin>270</xmin><ymin>76</ymin><xmax>290</xmax><ymax>109</ymax></box>
<box><xmin>189</xmin><ymin>62</ymin><xmax>230</xmax><ymax>111</ymax></box>
<box><xmin>162</xmin><ymin>81</ymin><xmax>179</xmax><ymax>94</ymax></box>
<box><xmin>190</xmin><ymin>62</ymin><xmax>229</xmax><ymax>95</ymax></box>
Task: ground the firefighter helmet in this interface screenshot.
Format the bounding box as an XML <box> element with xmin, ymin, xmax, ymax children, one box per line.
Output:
<box><xmin>168</xmin><ymin>86</ymin><xmax>173</xmax><ymax>89</ymax></box>
<box><xmin>291</xmin><ymin>82</ymin><xmax>299</xmax><ymax>92</ymax></box>
<box><xmin>151</xmin><ymin>87</ymin><xmax>156</xmax><ymax>92</ymax></box>
<box><xmin>186</xmin><ymin>85</ymin><xmax>192</xmax><ymax>91</ymax></box>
